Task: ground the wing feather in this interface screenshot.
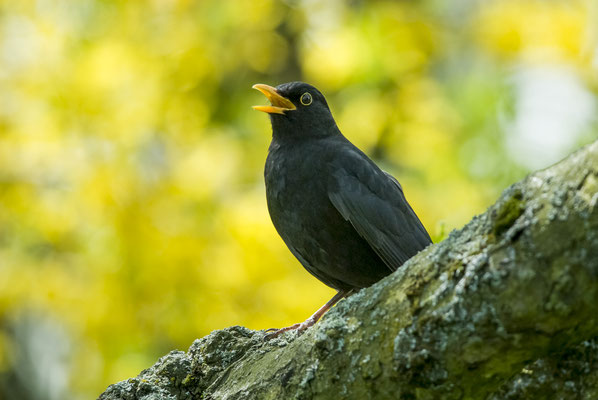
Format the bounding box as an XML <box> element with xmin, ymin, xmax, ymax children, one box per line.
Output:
<box><xmin>328</xmin><ymin>165</ymin><xmax>431</xmax><ymax>272</ymax></box>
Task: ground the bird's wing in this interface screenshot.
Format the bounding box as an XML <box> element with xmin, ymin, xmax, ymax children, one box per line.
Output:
<box><xmin>328</xmin><ymin>159</ymin><xmax>431</xmax><ymax>272</ymax></box>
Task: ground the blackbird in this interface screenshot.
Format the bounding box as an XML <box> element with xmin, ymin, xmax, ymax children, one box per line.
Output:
<box><xmin>253</xmin><ymin>82</ymin><xmax>432</xmax><ymax>336</ymax></box>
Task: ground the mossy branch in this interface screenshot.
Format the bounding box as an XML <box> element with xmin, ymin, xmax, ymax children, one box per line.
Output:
<box><xmin>100</xmin><ymin>140</ymin><xmax>598</xmax><ymax>400</ymax></box>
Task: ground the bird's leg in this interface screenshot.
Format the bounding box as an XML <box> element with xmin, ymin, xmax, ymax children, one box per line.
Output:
<box><xmin>264</xmin><ymin>289</ymin><xmax>351</xmax><ymax>339</ymax></box>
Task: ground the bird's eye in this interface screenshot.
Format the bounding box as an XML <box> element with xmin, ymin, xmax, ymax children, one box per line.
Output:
<box><xmin>300</xmin><ymin>92</ymin><xmax>312</xmax><ymax>106</ymax></box>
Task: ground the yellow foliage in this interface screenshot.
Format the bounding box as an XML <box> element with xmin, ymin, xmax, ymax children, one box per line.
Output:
<box><xmin>474</xmin><ymin>0</ymin><xmax>591</xmax><ymax>64</ymax></box>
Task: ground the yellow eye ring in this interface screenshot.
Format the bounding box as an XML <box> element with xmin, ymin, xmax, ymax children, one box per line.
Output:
<box><xmin>300</xmin><ymin>92</ymin><xmax>312</xmax><ymax>106</ymax></box>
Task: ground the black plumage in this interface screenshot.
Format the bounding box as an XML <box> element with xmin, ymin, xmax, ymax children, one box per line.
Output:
<box><xmin>253</xmin><ymin>81</ymin><xmax>432</xmax><ymax>335</ymax></box>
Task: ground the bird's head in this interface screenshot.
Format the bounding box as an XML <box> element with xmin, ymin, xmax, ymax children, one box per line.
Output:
<box><xmin>253</xmin><ymin>81</ymin><xmax>338</xmax><ymax>138</ymax></box>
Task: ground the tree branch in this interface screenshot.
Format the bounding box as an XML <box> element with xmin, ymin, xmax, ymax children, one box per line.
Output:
<box><xmin>100</xmin><ymin>140</ymin><xmax>598</xmax><ymax>400</ymax></box>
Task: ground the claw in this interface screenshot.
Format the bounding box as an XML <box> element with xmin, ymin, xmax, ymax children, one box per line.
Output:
<box><xmin>264</xmin><ymin>322</ymin><xmax>308</xmax><ymax>340</ymax></box>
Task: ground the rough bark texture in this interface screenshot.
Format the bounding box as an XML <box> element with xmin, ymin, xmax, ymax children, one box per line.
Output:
<box><xmin>99</xmin><ymin>141</ymin><xmax>598</xmax><ymax>400</ymax></box>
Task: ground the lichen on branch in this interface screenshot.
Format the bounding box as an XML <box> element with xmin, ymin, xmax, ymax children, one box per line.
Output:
<box><xmin>100</xmin><ymin>140</ymin><xmax>598</xmax><ymax>400</ymax></box>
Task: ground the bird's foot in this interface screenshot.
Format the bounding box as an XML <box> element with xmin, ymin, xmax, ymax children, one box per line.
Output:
<box><xmin>264</xmin><ymin>317</ymin><xmax>317</xmax><ymax>340</ymax></box>
<box><xmin>263</xmin><ymin>290</ymin><xmax>351</xmax><ymax>340</ymax></box>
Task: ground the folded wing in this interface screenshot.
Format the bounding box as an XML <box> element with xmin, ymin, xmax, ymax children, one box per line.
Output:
<box><xmin>328</xmin><ymin>164</ymin><xmax>432</xmax><ymax>272</ymax></box>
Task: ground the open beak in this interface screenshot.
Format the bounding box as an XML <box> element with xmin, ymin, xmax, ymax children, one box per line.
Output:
<box><xmin>252</xmin><ymin>84</ymin><xmax>296</xmax><ymax>114</ymax></box>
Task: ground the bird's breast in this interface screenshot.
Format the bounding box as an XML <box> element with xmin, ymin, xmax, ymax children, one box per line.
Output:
<box><xmin>266</xmin><ymin>145</ymin><xmax>326</xmax><ymax>210</ymax></box>
<box><xmin>265</xmin><ymin>141</ymin><xmax>338</xmax><ymax>229</ymax></box>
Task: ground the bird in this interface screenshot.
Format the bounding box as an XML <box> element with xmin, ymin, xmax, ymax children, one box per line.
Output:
<box><xmin>253</xmin><ymin>81</ymin><xmax>432</xmax><ymax>337</ymax></box>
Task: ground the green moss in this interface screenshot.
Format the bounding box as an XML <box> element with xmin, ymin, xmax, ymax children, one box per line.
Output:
<box><xmin>181</xmin><ymin>374</ymin><xmax>193</xmax><ymax>385</ymax></box>
<box><xmin>492</xmin><ymin>188</ymin><xmax>525</xmax><ymax>237</ymax></box>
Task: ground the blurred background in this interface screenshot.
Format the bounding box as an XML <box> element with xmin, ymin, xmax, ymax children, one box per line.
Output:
<box><xmin>0</xmin><ymin>0</ymin><xmax>596</xmax><ymax>398</ymax></box>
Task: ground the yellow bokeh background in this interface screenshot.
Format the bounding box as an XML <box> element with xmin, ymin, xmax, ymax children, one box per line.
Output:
<box><xmin>0</xmin><ymin>0</ymin><xmax>596</xmax><ymax>397</ymax></box>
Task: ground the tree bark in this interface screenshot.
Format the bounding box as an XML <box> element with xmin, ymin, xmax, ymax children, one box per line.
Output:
<box><xmin>99</xmin><ymin>140</ymin><xmax>598</xmax><ymax>400</ymax></box>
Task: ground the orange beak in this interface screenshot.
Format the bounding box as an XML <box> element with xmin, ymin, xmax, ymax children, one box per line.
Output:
<box><xmin>252</xmin><ymin>84</ymin><xmax>296</xmax><ymax>115</ymax></box>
